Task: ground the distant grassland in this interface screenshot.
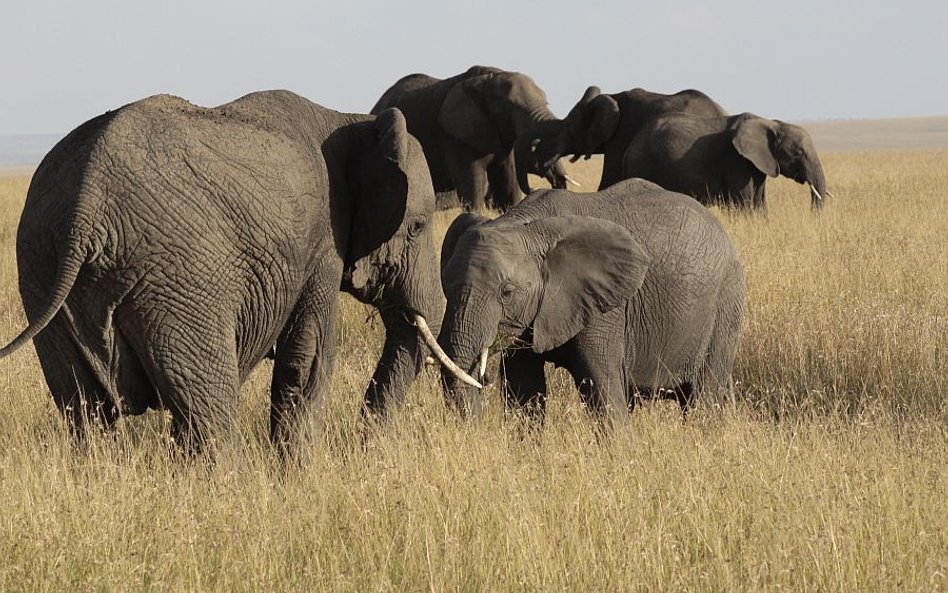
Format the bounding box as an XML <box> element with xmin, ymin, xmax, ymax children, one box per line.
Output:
<box><xmin>0</xmin><ymin>151</ymin><xmax>945</xmax><ymax>592</ymax></box>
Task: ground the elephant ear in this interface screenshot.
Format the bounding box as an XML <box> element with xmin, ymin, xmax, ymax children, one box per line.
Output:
<box><xmin>349</xmin><ymin>108</ymin><xmax>411</xmax><ymax>291</ymax></box>
<box><xmin>439</xmin><ymin>74</ymin><xmax>507</xmax><ymax>157</ymax></box>
<box><xmin>529</xmin><ymin>216</ymin><xmax>650</xmax><ymax>353</ymax></box>
<box><xmin>731</xmin><ymin>115</ymin><xmax>779</xmax><ymax>177</ymax></box>
<box><xmin>441</xmin><ymin>212</ymin><xmax>490</xmax><ymax>285</ymax></box>
<box><xmin>568</xmin><ymin>87</ymin><xmax>620</xmax><ymax>158</ymax></box>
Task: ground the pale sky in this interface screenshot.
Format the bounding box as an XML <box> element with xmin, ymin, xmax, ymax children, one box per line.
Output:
<box><xmin>2</xmin><ymin>0</ymin><xmax>945</xmax><ymax>136</ymax></box>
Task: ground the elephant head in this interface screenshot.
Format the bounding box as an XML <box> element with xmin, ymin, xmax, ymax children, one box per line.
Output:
<box><xmin>554</xmin><ymin>86</ymin><xmax>621</xmax><ymax>163</ymax></box>
<box><xmin>730</xmin><ymin>114</ymin><xmax>827</xmax><ymax>209</ymax></box>
<box><xmin>345</xmin><ymin>108</ymin><xmax>446</xmax><ymax>412</ymax></box>
<box><xmin>435</xmin><ymin>210</ymin><xmax>650</xmax><ymax>412</ymax></box>
<box><xmin>438</xmin><ymin>67</ymin><xmax>568</xmax><ymax>194</ymax></box>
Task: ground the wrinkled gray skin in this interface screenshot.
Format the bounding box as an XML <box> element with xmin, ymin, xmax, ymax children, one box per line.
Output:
<box><xmin>538</xmin><ymin>86</ymin><xmax>727</xmax><ymax>190</ymax></box>
<box><xmin>372</xmin><ymin>65</ymin><xmax>569</xmax><ymax>211</ymax></box>
<box><xmin>624</xmin><ymin>112</ymin><xmax>827</xmax><ymax>211</ymax></box>
<box><xmin>0</xmin><ymin>91</ymin><xmax>443</xmax><ymax>453</ymax></box>
<box><xmin>438</xmin><ymin>179</ymin><xmax>745</xmax><ymax>427</ymax></box>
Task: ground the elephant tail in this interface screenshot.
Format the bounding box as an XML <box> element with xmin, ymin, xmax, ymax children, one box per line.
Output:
<box><xmin>0</xmin><ymin>238</ymin><xmax>85</xmax><ymax>359</ymax></box>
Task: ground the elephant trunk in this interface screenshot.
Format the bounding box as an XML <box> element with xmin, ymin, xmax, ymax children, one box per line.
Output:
<box><xmin>807</xmin><ymin>160</ymin><xmax>828</xmax><ymax>211</ymax></box>
<box><xmin>363</xmin><ymin>243</ymin><xmax>448</xmax><ymax>415</ymax></box>
<box><xmin>514</xmin><ymin>116</ymin><xmax>567</xmax><ymax>194</ymax></box>
<box><xmin>436</xmin><ymin>303</ymin><xmax>494</xmax><ymax>416</ymax></box>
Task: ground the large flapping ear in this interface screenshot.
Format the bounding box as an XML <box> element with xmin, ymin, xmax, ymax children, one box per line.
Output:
<box><xmin>528</xmin><ymin>216</ymin><xmax>650</xmax><ymax>353</ymax></box>
<box><xmin>440</xmin><ymin>212</ymin><xmax>491</xmax><ymax>284</ymax></box>
<box><xmin>731</xmin><ymin>114</ymin><xmax>779</xmax><ymax>177</ymax></box>
<box><xmin>348</xmin><ymin>108</ymin><xmax>411</xmax><ymax>291</ymax></box>
<box><xmin>438</xmin><ymin>74</ymin><xmax>507</xmax><ymax>157</ymax></box>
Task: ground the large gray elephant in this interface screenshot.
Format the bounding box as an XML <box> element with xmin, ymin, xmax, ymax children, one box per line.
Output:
<box><xmin>371</xmin><ymin>65</ymin><xmax>570</xmax><ymax>211</ymax></box>
<box><xmin>623</xmin><ymin>112</ymin><xmax>827</xmax><ymax>210</ymax></box>
<box><xmin>0</xmin><ymin>90</ymin><xmax>445</xmax><ymax>452</ymax></box>
<box><xmin>433</xmin><ymin>179</ymin><xmax>746</xmax><ymax>426</ymax></box>
<box><xmin>537</xmin><ymin>86</ymin><xmax>727</xmax><ymax>190</ymax></box>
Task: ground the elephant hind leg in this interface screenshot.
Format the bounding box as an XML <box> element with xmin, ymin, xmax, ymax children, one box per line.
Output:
<box><xmin>698</xmin><ymin>274</ymin><xmax>746</xmax><ymax>400</ymax></box>
<box><xmin>270</xmin><ymin>290</ymin><xmax>337</xmax><ymax>456</ymax></box>
<box><xmin>132</xmin><ymin>317</ymin><xmax>241</xmax><ymax>454</ymax></box>
<box><xmin>31</xmin><ymin>312</ymin><xmax>119</xmax><ymax>439</ymax></box>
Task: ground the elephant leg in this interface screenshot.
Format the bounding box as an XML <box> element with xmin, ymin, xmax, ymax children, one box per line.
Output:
<box><xmin>499</xmin><ymin>347</ymin><xmax>548</xmax><ymax>424</ymax></box>
<box><xmin>443</xmin><ymin>138</ymin><xmax>491</xmax><ymax>211</ymax></box>
<box><xmin>362</xmin><ymin>308</ymin><xmax>425</xmax><ymax>418</ymax></box>
<box><xmin>698</xmin><ymin>271</ymin><xmax>745</xmax><ymax>401</ymax></box>
<box><xmin>132</xmin><ymin>311</ymin><xmax>240</xmax><ymax>453</ymax></box>
<box><xmin>270</xmin><ymin>289</ymin><xmax>337</xmax><ymax>455</ymax></box>
<box><xmin>31</xmin><ymin>312</ymin><xmax>119</xmax><ymax>439</ymax></box>
<box><xmin>486</xmin><ymin>150</ymin><xmax>521</xmax><ymax>211</ymax></box>
<box><xmin>568</xmin><ymin>309</ymin><xmax>629</xmax><ymax>430</ymax></box>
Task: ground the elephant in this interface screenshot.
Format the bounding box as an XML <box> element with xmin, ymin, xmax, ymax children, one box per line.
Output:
<box><xmin>537</xmin><ymin>86</ymin><xmax>727</xmax><ymax>190</ymax></box>
<box><xmin>371</xmin><ymin>65</ymin><xmax>571</xmax><ymax>212</ymax></box>
<box><xmin>0</xmin><ymin>90</ymin><xmax>446</xmax><ymax>453</ymax></box>
<box><xmin>623</xmin><ymin>112</ymin><xmax>827</xmax><ymax>210</ymax></box>
<box><xmin>432</xmin><ymin>178</ymin><xmax>746</xmax><ymax>427</ymax></box>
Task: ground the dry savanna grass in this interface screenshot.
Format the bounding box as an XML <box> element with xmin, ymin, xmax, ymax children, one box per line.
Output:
<box><xmin>0</xmin><ymin>151</ymin><xmax>945</xmax><ymax>592</ymax></box>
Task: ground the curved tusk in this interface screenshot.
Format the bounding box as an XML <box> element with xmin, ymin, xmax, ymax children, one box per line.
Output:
<box><xmin>564</xmin><ymin>174</ymin><xmax>581</xmax><ymax>188</ymax></box>
<box><xmin>825</xmin><ymin>190</ymin><xmax>836</xmax><ymax>199</ymax></box>
<box><xmin>478</xmin><ymin>348</ymin><xmax>488</xmax><ymax>381</ymax></box>
<box><xmin>809</xmin><ymin>184</ymin><xmax>823</xmax><ymax>201</ymax></box>
<box><xmin>413</xmin><ymin>314</ymin><xmax>483</xmax><ymax>389</ymax></box>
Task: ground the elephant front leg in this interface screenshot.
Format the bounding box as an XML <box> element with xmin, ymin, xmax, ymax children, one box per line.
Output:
<box><xmin>500</xmin><ymin>347</ymin><xmax>548</xmax><ymax>425</ymax></box>
<box><xmin>486</xmin><ymin>150</ymin><xmax>521</xmax><ymax>211</ymax></box>
<box><xmin>568</xmin><ymin>310</ymin><xmax>630</xmax><ymax>431</ymax></box>
<box><xmin>362</xmin><ymin>309</ymin><xmax>426</xmax><ymax>418</ymax></box>
<box><xmin>270</xmin><ymin>291</ymin><xmax>337</xmax><ymax>456</ymax></box>
<box><xmin>444</xmin><ymin>139</ymin><xmax>492</xmax><ymax>211</ymax></box>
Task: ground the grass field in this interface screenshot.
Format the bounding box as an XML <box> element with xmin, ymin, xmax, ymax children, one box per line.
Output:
<box><xmin>0</xmin><ymin>151</ymin><xmax>945</xmax><ymax>592</ymax></box>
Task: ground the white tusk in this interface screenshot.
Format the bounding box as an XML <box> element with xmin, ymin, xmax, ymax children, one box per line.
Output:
<box><xmin>564</xmin><ymin>175</ymin><xmax>582</xmax><ymax>188</ymax></box>
<box><xmin>478</xmin><ymin>348</ymin><xmax>488</xmax><ymax>381</ymax></box>
<box><xmin>413</xmin><ymin>314</ymin><xmax>483</xmax><ymax>389</ymax></box>
<box><xmin>809</xmin><ymin>184</ymin><xmax>823</xmax><ymax>201</ymax></box>
<box><xmin>826</xmin><ymin>190</ymin><xmax>836</xmax><ymax>199</ymax></box>
<box><xmin>425</xmin><ymin>355</ymin><xmax>437</xmax><ymax>366</ymax></box>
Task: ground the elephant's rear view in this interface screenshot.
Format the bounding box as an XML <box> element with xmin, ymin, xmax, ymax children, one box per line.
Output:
<box><xmin>0</xmin><ymin>91</ymin><xmax>446</xmax><ymax>454</ymax></box>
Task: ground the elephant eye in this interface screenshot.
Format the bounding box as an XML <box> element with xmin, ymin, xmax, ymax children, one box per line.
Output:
<box><xmin>407</xmin><ymin>216</ymin><xmax>427</xmax><ymax>238</ymax></box>
<box><xmin>499</xmin><ymin>282</ymin><xmax>517</xmax><ymax>300</ymax></box>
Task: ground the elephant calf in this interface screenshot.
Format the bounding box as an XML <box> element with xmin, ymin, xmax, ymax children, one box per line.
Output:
<box><xmin>0</xmin><ymin>91</ymin><xmax>445</xmax><ymax>453</ymax></box>
<box><xmin>623</xmin><ymin>112</ymin><xmax>827</xmax><ymax>211</ymax></box>
<box><xmin>433</xmin><ymin>179</ymin><xmax>747</xmax><ymax>426</ymax></box>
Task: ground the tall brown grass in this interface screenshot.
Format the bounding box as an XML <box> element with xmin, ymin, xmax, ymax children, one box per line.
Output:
<box><xmin>0</xmin><ymin>151</ymin><xmax>944</xmax><ymax>592</ymax></box>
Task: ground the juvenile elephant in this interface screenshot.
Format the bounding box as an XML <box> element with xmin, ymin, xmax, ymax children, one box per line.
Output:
<box><xmin>371</xmin><ymin>65</ymin><xmax>570</xmax><ymax>211</ymax></box>
<box><xmin>624</xmin><ymin>112</ymin><xmax>827</xmax><ymax>210</ymax></box>
<box><xmin>538</xmin><ymin>86</ymin><xmax>727</xmax><ymax>191</ymax></box>
<box><xmin>0</xmin><ymin>91</ymin><xmax>445</xmax><ymax>452</ymax></box>
<box><xmin>433</xmin><ymin>179</ymin><xmax>746</xmax><ymax>426</ymax></box>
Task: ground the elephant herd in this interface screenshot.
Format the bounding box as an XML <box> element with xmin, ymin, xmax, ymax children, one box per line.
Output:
<box><xmin>0</xmin><ymin>65</ymin><xmax>825</xmax><ymax>454</ymax></box>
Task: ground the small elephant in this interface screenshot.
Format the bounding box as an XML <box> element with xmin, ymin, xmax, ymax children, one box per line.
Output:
<box><xmin>0</xmin><ymin>91</ymin><xmax>445</xmax><ymax>453</ymax></box>
<box><xmin>371</xmin><ymin>66</ymin><xmax>570</xmax><ymax>211</ymax></box>
<box><xmin>432</xmin><ymin>179</ymin><xmax>746</xmax><ymax>426</ymax></box>
<box><xmin>623</xmin><ymin>112</ymin><xmax>827</xmax><ymax>210</ymax></box>
<box><xmin>539</xmin><ymin>85</ymin><xmax>727</xmax><ymax>190</ymax></box>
